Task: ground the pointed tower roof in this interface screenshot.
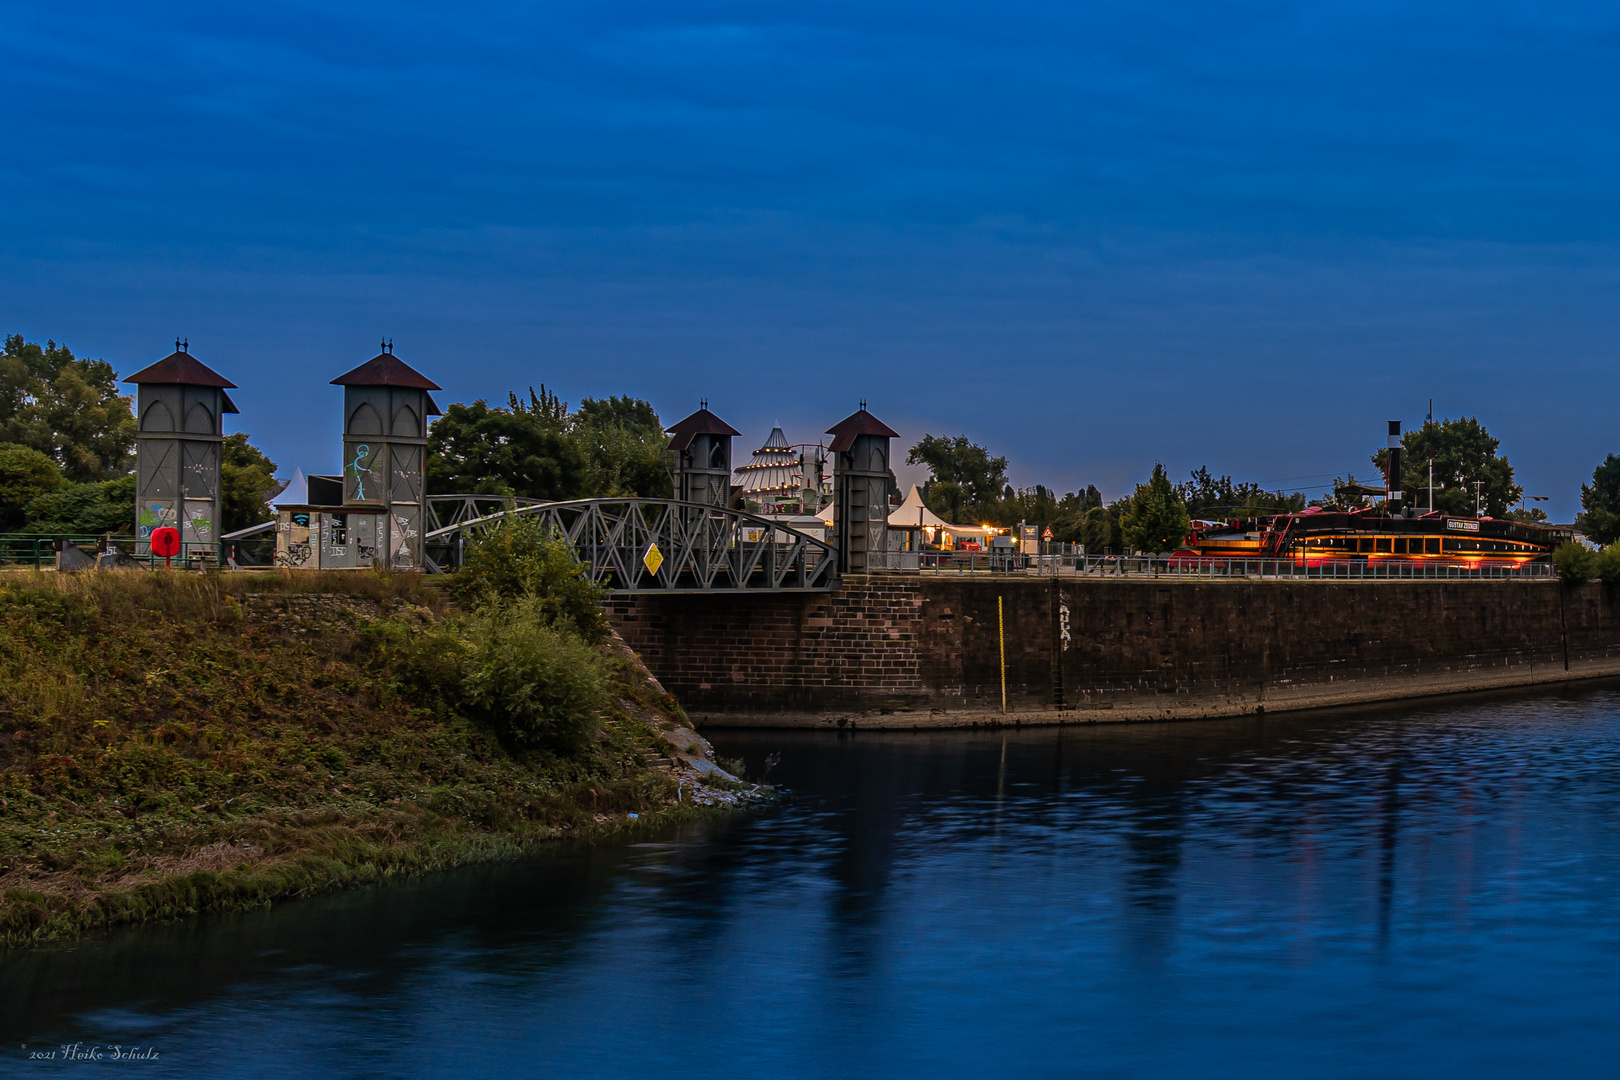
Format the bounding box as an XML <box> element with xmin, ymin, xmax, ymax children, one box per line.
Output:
<box><xmin>826</xmin><ymin>407</ymin><xmax>898</xmax><ymax>452</ymax></box>
<box><xmin>331</xmin><ymin>350</ymin><xmax>442</xmax><ymax>391</ymax></box>
<box><xmin>125</xmin><ymin>347</ymin><xmax>237</xmax><ymax>389</ymax></box>
<box><xmin>666</xmin><ymin>405</ymin><xmax>741</xmax><ymax>452</ymax></box>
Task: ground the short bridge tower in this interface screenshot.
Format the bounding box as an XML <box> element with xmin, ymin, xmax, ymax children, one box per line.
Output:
<box><xmin>124</xmin><ymin>341</ymin><xmax>238</xmax><ymax>556</ymax></box>
<box><xmin>827</xmin><ymin>404</ymin><xmax>899</xmax><ymax>573</ymax></box>
<box><xmin>666</xmin><ymin>402</ymin><xmax>740</xmax><ymax>507</ymax></box>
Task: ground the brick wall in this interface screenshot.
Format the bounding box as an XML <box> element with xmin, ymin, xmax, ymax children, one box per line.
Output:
<box><xmin>608</xmin><ymin>576</ymin><xmax>1620</xmax><ymax>726</ymax></box>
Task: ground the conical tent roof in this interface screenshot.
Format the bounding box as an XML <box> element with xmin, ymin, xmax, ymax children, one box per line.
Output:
<box><xmin>272</xmin><ymin>468</ymin><xmax>309</xmax><ymax>508</ymax></box>
<box><xmin>735</xmin><ymin>425</ymin><xmax>802</xmax><ymax>496</ymax></box>
<box><xmin>893</xmin><ymin>485</ymin><xmax>952</xmax><ymax>529</ymax></box>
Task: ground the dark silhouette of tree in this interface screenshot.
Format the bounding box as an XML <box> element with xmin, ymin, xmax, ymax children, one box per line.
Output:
<box><xmin>1578</xmin><ymin>454</ymin><xmax>1620</xmax><ymax>545</ymax></box>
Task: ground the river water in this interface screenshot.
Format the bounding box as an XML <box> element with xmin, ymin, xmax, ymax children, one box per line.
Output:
<box><xmin>7</xmin><ymin>684</ymin><xmax>1620</xmax><ymax>1077</ymax></box>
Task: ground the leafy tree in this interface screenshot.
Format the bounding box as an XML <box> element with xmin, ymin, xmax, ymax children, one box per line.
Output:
<box><xmin>575</xmin><ymin>395</ymin><xmax>660</xmax><ymax>431</ymax></box>
<box><xmin>1121</xmin><ymin>463</ymin><xmax>1191</xmax><ymax>553</ymax></box>
<box><xmin>1373</xmin><ymin>416</ymin><xmax>1521</xmax><ymax>517</ymax></box>
<box><xmin>1080</xmin><ymin>504</ymin><xmax>1124</xmax><ymax>553</ymax></box>
<box><xmin>1597</xmin><ymin>542</ymin><xmax>1620</xmax><ymax>586</ymax></box>
<box><xmin>1554</xmin><ymin>541</ymin><xmax>1599</xmax><ymax>583</ymax></box>
<box><xmin>907</xmin><ymin>435</ymin><xmax>1010</xmax><ymax>524</ymax></box>
<box><xmin>21</xmin><ymin>475</ymin><xmax>136</xmax><ymax>535</ymax></box>
<box><xmin>1046</xmin><ymin>485</ymin><xmax>1104</xmax><ymax>544</ymax></box>
<box><xmin>1315</xmin><ymin>475</ymin><xmax>1373</xmax><ymax>511</ymax></box>
<box><xmin>0</xmin><ymin>444</ymin><xmax>63</xmax><ymax>531</ymax></box>
<box><xmin>427</xmin><ymin>388</ymin><xmax>589</xmax><ymax>499</ymax></box>
<box><xmin>1177</xmin><ymin>466</ymin><xmax>1305</xmax><ymax>519</ymax></box>
<box><xmin>1577</xmin><ymin>454</ymin><xmax>1620</xmax><ymax>545</ymax></box>
<box><xmin>572</xmin><ymin>395</ymin><xmax>671</xmax><ymax>498</ymax></box>
<box><xmin>0</xmin><ymin>335</ymin><xmax>135</xmax><ymax>481</ymax></box>
<box><xmin>991</xmin><ymin>484</ymin><xmax>1103</xmax><ymax>541</ymax></box>
<box><xmin>427</xmin><ymin>387</ymin><xmax>671</xmax><ymax>500</ymax></box>
<box><xmin>221</xmin><ymin>433</ymin><xmax>280</xmax><ymax>534</ymax></box>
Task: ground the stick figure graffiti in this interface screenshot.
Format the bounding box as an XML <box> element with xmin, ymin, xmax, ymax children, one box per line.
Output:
<box><xmin>347</xmin><ymin>444</ymin><xmax>374</xmax><ymax>501</ymax></box>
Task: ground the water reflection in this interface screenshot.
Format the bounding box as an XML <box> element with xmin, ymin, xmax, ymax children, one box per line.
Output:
<box><xmin>6</xmin><ymin>683</ymin><xmax>1620</xmax><ymax>1078</ymax></box>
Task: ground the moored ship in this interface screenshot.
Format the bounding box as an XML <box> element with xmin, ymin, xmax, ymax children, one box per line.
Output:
<box><xmin>1179</xmin><ymin>507</ymin><xmax>1569</xmax><ymax>567</ymax></box>
<box><xmin>1174</xmin><ymin>418</ymin><xmax>1571</xmax><ymax>568</ymax></box>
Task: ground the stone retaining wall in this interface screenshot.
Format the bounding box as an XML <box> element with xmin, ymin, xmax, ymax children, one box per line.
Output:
<box><xmin>607</xmin><ymin>576</ymin><xmax>1620</xmax><ymax>728</ymax></box>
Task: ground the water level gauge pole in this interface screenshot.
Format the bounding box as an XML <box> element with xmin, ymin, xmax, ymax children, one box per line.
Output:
<box><xmin>998</xmin><ymin>595</ymin><xmax>1007</xmax><ymax>714</ymax></box>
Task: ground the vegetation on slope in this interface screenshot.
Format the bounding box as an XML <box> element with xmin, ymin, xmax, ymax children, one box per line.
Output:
<box><xmin>0</xmin><ymin>538</ymin><xmax>727</xmax><ymax>947</ymax></box>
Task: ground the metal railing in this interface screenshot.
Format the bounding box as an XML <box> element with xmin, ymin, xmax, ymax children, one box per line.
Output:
<box><xmin>912</xmin><ymin>550</ymin><xmax>1556</xmax><ymax>580</ymax></box>
<box><xmin>0</xmin><ymin>534</ymin><xmax>230</xmax><ymax>571</ymax></box>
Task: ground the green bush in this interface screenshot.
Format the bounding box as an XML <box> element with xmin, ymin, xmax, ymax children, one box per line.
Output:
<box><xmin>0</xmin><ymin>444</ymin><xmax>63</xmax><ymax>531</ymax></box>
<box><xmin>1595</xmin><ymin>543</ymin><xmax>1620</xmax><ymax>586</ymax></box>
<box><xmin>460</xmin><ymin>599</ymin><xmax>612</xmax><ymax>752</ymax></box>
<box><xmin>452</xmin><ymin>515</ymin><xmax>610</xmax><ymax>642</ymax></box>
<box><xmin>1553</xmin><ymin>541</ymin><xmax>1599</xmax><ymax>582</ymax></box>
<box><xmin>357</xmin><ymin>618</ymin><xmax>469</xmax><ymax>715</ymax></box>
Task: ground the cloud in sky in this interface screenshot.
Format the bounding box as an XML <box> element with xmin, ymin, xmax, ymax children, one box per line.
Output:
<box><xmin>3</xmin><ymin>0</ymin><xmax>1618</xmax><ymax>514</ymax></box>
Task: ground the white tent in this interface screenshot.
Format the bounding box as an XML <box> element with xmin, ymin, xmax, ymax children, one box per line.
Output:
<box><xmin>891</xmin><ymin>485</ymin><xmax>997</xmax><ymax>545</ymax></box>
<box><xmin>271</xmin><ymin>468</ymin><xmax>308</xmax><ymax>509</ymax></box>
<box><xmin>893</xmin><ymin>484</ymin><xmax>952</xmax><ymax>530</ymax></box>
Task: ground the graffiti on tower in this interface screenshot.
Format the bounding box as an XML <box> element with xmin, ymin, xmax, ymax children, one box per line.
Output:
<box><xmin>348</xmin><ymin>444</ymin><xmax>376</xmax><ymax>502</ymax></box>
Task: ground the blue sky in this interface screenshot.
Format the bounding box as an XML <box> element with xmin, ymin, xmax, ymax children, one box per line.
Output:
<box><xmin>3</xmin><ymin>1</ymin><xmax>1618</xmax><ymax>516</ymax></box>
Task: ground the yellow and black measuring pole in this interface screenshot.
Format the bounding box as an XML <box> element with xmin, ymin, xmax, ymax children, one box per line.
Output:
<box><xmin>998</xmin><ymin>594</ymin><xmax>1007</xmax><ymax>714</ymax></box>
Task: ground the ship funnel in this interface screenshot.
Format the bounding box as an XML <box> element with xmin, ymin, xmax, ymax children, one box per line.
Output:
<box><xmin>1386</xmin><ymin>420</ymin><xmax>1403</xmax><ymax>512</ymax></box>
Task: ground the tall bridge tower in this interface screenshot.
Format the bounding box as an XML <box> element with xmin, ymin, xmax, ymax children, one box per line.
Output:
<box><xmin>331</xmin><ymin>344</ymin><xmax>442</xmax><ymax>568</ymax></box>
<box><xmin>124</xmin><ymin>342</ymin><xmax>238</xmax><ymax>555</ymax></box>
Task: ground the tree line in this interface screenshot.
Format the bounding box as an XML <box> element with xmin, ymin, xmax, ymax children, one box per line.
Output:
<box><xmin>0</xmin><ymin>336</ymin><xmax>278</xmax><ymax>535</ymax></box>
<box><xmin>908</xmin><ymin>415</ymin><xmax>1620</xmax><ymax>553</ymax></box>
<box><xmin>5</xmin><ymin>329</ymin><xmax>1620</xmax><ymax>552</ymax></box>
<box><xmin>0</xmin><ymin>335</ymin><xmax>674</xmax><ymax>537</ymax></box>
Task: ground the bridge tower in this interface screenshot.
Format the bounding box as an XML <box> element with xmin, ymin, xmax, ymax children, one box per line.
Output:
<box><xmin>124</xmin><ymin>341</ymin><xmax>239</xmax><ymax>556</ymax></box>
<box><xmin>827</xmin><ymin>403</ymin><xmax>899</xmax><ymax>573</ymax></box>
<box><xmin>331</xmin><ymin>343</ymin><xmax>442</xmax><ymax>569</ymax></box>
<box><xmin>666</xmin><ymin>402</ymin><xmax>740</xmax><ymax>507</ymax></box>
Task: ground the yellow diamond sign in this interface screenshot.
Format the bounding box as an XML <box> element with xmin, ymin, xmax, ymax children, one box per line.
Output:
<box><xmin>642</xmin><ymin>542</ymin><xmax>664</xmax><ymax>576</ymax></box>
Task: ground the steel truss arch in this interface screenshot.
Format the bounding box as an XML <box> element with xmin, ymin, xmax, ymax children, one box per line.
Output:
<box><xmin>425</xmin><ymin>498</ymin><xmax>839</xmax><ymax>593</ymax></box>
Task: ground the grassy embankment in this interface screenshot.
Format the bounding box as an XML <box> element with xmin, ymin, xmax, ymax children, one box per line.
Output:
<box><xmin>0</xmin><ymin>567</ymin><xmax>737</xmax><ymax>947</ymax></box>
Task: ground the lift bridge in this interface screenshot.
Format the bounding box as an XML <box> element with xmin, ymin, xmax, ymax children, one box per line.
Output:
<box><xmin>215</xmin><ymin>393</ymin><xmax>893</xmax><ymax>595</ymax></box>
<box><xmin>423</xmin><ymin>495</ymin><xmax>839</xmax><ymax>593</ymax></box>
<box><xmin>412</xmin><ymin>402</ymin><xmax>897</xmax><ymax>595</ymax></box>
